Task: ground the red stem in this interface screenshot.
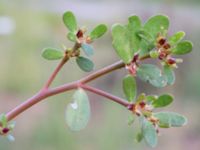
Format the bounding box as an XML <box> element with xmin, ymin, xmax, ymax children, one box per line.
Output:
<box><xmin>81</xmin><ymin>84</ymin><xmax>129</xmax><ymax>107</ymax></box>
<box><xmin>5</xmin><ymin>54</ymin><xmax>150</xmax><ymax>122</ymax></box>
<box><xmin>42</xmin><ymin>56</ymin><xmax>69</xmax><ymax>90</ymax></box>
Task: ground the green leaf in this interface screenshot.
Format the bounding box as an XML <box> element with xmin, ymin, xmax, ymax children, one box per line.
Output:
<box><xmin>172</xmin><ymin>40</ymin><xmax>193</xmax><ymax>55</ymax></box>
<box><xmin>150</xmin><ymin>50</ymin><xmax>159</xmax><ymax>58</ymax></box>
<box><xmin>42</xmin><ymin>48</ymin><xmax>64</xmax><ymax>60</ymax></box>
<box><xmin>90</xmin><ymin>24</ymin><xmax>107</xmax><ymax>40</ymax></box>
<box><xmin>137</xmin><ymin>64</ymin><xmax>167</xmax><ymax>88</ymax></box>
<box><xmin>127</xmin><ymin>15</ymin><xmax>142</xmax><ymax>52</ymax></box>
<box><xmin>143</xmin><ymin>15</ymin><xmax>169</xmax><ymax>38</ymax></box>
<box><xmin>163</xmin><ymin>65</ymin><xmax>175</xmax><ymax>85</ymax></box>
<box><xmin>123</xmin><ymin>75</ymin><xmax>137</xmax><ymax>102</ymax></box>
<box><xmin>112</xmin><ymin>24</ymin><xmax>134</xmax><ymax>64</ymax></box>
<box><xmin>137</xmin><ymin>30</ymin><xmax>154</xmax><ymax>45</ymax></box>
<box><xmin>8</xmin><ymin>122</ymin><xmax>16</xmax><ymax>130</ymax></box>
<box><xmin>81</xmin><ymin>43</ymin><xmax>94</xmax><ymax>57</ymax></box>
<box><xmin>152</xmin><ymin>94</ymin><xmax>173</xmax><ymax>108</ymax></box>
<box><xmin>136</xmin><ymin>93</ymin><xmax>146</xmax><ymax>103</ymax></box>
<box><xmin>154</xmin><ymin>112</ymin><xmax>187</xmax><ymax>128</ymax></box>
<box><xmin>127</xmin><ymin>114</ymin><xmax>136</xmax><ymax>126</ymax></box>
<box><xmin>63</xmin><ymin>11</ymin><xmax>77</xmax><ymax>33</ymax></box>
<box><xmin>67</xmin><ymin>32</ymin><xmax>77</xmax><ymax>42</ymax></box>
<box><xmin>142</xmin><ymin>118</ymin><xmax>157</xmax><ymax>147</ymax></box>
<box><xmin>76</xmin><ymin>56</ymin><xmax>94</xmax><ymax>72</ymax></box>
<box><xmin>0</xmin><ymin>113</ymin><xmax>7</xmax><ymax>128</ymax></box>
<box><xmin>65</xmin><ymin>88</ymin><xmax>90</xmax><ymax>131</ymax></box>
<box><xmin>135</xmin><ymin>132</ymin><xmax>143</xmax><ymax>143</ymax></box>
<box><xmin>146</xmin><ymin>95</ymin><xmax>157</xmax><ymax>103</ymax></box>
<box><xmin>169</xmin><ymin>31</ymin><xmax>185</xmax><ymax>45</ymax></box>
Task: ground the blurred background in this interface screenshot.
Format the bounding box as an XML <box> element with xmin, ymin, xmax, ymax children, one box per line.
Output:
<box><xmin>0</xmin><ymin>0</ymin><xmax>199</xmax><ymax>150</ymax></box>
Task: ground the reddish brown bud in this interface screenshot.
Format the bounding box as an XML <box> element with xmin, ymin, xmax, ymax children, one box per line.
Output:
<box><xmin>163</xmin><ymin>43</ymin><xmax>171</xmax><ymax>49</ymax></box>
<box><xmin>132</xmin><ymin>53</ymin><xmax>139</xmax><ymax>63</ymax></box>
<box><xmin>76</xmin><ymin>30</ymin><xmax>83</xmax><ymax>38</ymax></box>
<box><xmin>158</xmin><ymin>38</ymin><xmax>166</xmax><ymax>46</ymax></box>
<box><xmin>2</xmin><ymin>128</ymin><xmax>9</xmax><ymax>134</ymax></box>
<box><xmin>167</xmin><ymin>57</ymin><xmax>176</xmax><ymax>65</ymax></box>
<box><xmin>159</xmin><ymin>51</ymin><xmax>167</xmax><ymax>60</ymax></box>
<box><xmin>139</xmin><ymin>101</ymin><xmax>146</xmax><ymax>109</ymax></box>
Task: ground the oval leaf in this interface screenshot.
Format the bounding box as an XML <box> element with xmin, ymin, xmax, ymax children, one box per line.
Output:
<box><xmin>63</xmin><ymin>11</ymin><xmax>77</xmax><ymax>33</ymax></box>
<box><xmin>128</xmin><ymin>15</ymin><xmax>142</xmax><ymax>52</ymax></box>
<box><xmin>137</xmin><ymin>64</ymin><xmax>167</xmax><ymax>88</ymax></box>
<box><xmin>142</xmin><ymin>118</ymin><xmax>158</xmax><ymax>147</ymax></box>
<box><xmin>76</xmin><ymin>56</ymin><xmax>94</xmax><ymax>72</ymax></box>
<box><xmin>67</xmin><ymin>32</ymin><xmax>77</xmax><ymax>42</ymax></box>
<box><xmin>112</xmin><ymin>24</ymin><xmax>134</xmax><ymax>64</ymax></box>
<box><xmin>169</xmin><ymin>31</ymin><xmax>185</xmax><ymax>45</ymax></box>
<box><xmin>42</xmin><ymin>48</ymin><xmax>64</xmax><ymax>60</ymax></box>
<box><xmin>81</xmin><ymin>43</ymin><xmax>94</xmax><ymax>57</ymax></box>
<box><xmin>144</xmin><ymin>15</ymin><xmax>169</xmax><ymax>38</ymax></box>
<box><xmin>66</xmin><ymin>88</ymin><xmax>90</xmax><ymax>131</ymax></box>
<box><xmin>163</xmin><ymin>65</ymin><xmax>175</xmax><ymax>85</ymax></box>
<box><xmin>152</xmin><ymin>94</ymin><xmax>173</xmax><ymax>108</ymax></box>
<box><xmin>90</xmin><ymin>24</ymin><xmax>107</xmax><ymax>40</ymax></box>
<box><xmin>154</xmin><ymin>112</ymin><xmax>187</xmax><ymax>128</ymax></box>
<box><xmin>0</xmin><ymin>113</ymin><xmax>7</xmax><ymax>128</ymax></box>
<box><xmin>123</xmin><ymin>75</ymin><xmax>137</xmax><ymax>102</ymax></box>
<box><xmin>172</xmin><ymin>40</ymin><xmax>193</xmax><ymax>55</ymax></box>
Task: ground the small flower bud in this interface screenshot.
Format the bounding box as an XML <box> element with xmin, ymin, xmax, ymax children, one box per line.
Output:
<box><xmin>150</xmin><ymin>50</ymin><xmax>159</xmax><ymax>58</ymax></box>
<box><xmin>167</xmin><ymin>57</ymin><xmax>176</xmax><ymax>65</ymax></box>
<box><xmin>159</xmin><ymin>51</ymin><xmax>167</xmax><ymax>60</ymax></box>
<box><xmin>163</xmin><ymin>43</ymin><xmax>171</xmax><ymax>49</ymax></box>
<box><xmin>2</xmin><ymin>128</ymin><xmax>9</xmax><ymax>134</ymax></box>
<box><xmin>157</xmin><ymin>37</ymin><xmax>166</xmax><ymax>46</ymax></box>
<box><xmin>76</xmin><ymin>30</ymin><xmax>83</xmax><ymax>38</ymax></box>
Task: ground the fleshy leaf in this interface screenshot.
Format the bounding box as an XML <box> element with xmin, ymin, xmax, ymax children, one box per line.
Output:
<box><xmin>128</xmin><ymin>114</ymin><xmax>136</xmax><ymax>126</ymax></box>
<box><xmin>0</xmin><ymin>114</ymin><xmax>7</xmax><ymax>128</ymax></box>
<box><xmin>111</xmin><ymin>24</ymin><xmax>134</xmax><ymax>64</ymax></box>
<box><xmin>127</xmin><ymin>15</ymin><xmax>142</xmax><ymax>52</ymax></box>
<box><xmin>152</xmin><ymin>94</ymin><xmax>173</xmax><ymax>108</ymax></box>
<box><xmin>143</xmin><ymin>15</ymin><xmax>169</xmax><ymax>38</ymax></box>
<box><xmin>142</xmin><ymin>118</ymin><xmax>157</xmax><ymax>147</ymax></box>
<box><xmin>42</xmin><ymin>48</ymin><xmax>64</xmax><ymax>60</ymax></box>
<box><xmin>172</xmin><ymin>40</ymin><xmax>193</xmax><ymax>55</ymax></box>
<box><xmin>146</xmin><ymin>95</ymin><xmax>157</xmax><ymax>103</ymax></box>
<box><xmin>63</xmin><ymin>11</ymin><xmax>77</xmax><ymax>33</ymax></box>
<box><xmin>163</xmin><ymin>65</ymin><xmax>175</xmax><ymax>85</ymax></box>
<box><xmin>123</xmin><ymin>75</ymin><xmax>137</xmax><ymax>102</ymax></box>
<box><xmin>65</xmin><ymin>88</ymin><xmax>90</xmax><ymax>131</ymax></box>
<box><xmin>81</xmin><ymin>43</ymin><xmax>94</xmax><ymax>57</ymax></box>
<box><xmin>137</xmin><ymin>30</ymin><xmax>154</xmax><ymax>45</ymax></box>
<box><xmin>76</xmin><ymin>56</ymin><xmax>94</xmax><ymax>72</ymax></box>
<box><xmin>137</xmin><ymin>64</ymin><xmax>167</xmax><ymax>88</ymax></box>
<box><xmin>135</xmin><ymin>132</ymin><xmax>143</xmax><ymax>143</ymax></box>
<box><xmin>154</xmin><ymin>112</ymin><xmax>187</xmax><ymax>128</ymax></box>
<box><xmin>90</xmin><ymin>24</ymin><xmax>107</xmax><ymax>40</ymax></box>
<box><xmin>67</xmin><ymin>32</ymin><xmax>77</xmax><ymax>42</ymax></box>
<box><xmin>169</xmin><ymin>31</ymin><xmax>185</xmax><ymax>45</ymax></box>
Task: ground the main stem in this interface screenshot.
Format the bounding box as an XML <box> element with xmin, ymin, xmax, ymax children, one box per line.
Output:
<box><xmin>5</xmin><ymin>54</ymin><xmax>150</xmax><ymax>122</ymax></box>
<box><xmin>5</xmin><ymin>60</ymin><xmax>125</xmax><ymax>121</ymax></box>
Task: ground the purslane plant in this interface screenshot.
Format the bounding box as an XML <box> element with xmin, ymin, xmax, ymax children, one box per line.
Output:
<box><xmin>0</xmin><ymin>11</ymin><xmax>193</xmax><ymax>147</ymax></box>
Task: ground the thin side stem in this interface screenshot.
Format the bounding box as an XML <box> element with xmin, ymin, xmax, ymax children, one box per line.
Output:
<box><xmin>43</xmin><ymin>56</ymin><xmax>69</xmax><ymax>90</ymax></box>
<box><xmin>80</xmin><ymin>60</ymin><xmax>124</xmax><ymax>84</ymax></box>
<box><xmin>81</xmin><ymin>84</ymin><xmax>129</xmax><ymax>107</ymax></box>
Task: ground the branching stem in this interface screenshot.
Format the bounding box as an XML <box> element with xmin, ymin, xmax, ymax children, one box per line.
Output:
<box><xmin>5</xmin><ymin>54</ymin><xmax>150</xmax><ymax>122</ymax></box>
